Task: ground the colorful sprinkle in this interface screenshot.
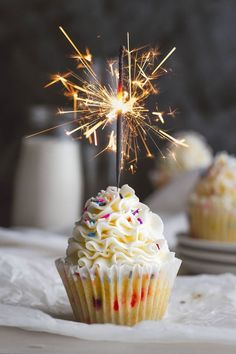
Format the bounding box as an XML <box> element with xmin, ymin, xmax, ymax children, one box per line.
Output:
<box><xmin>75</xmin><ymin>272</ymin><xmax>80</xmax><ymax>278</ymax></box>
<box><xmin>113</xmin><ymin>298</ymin><xmax>119</xmax><ymax>311</ymax></box>
<box><xmin>156</xmin><ymin>243</ymin><xmax>160</xmax><ymax>250</ymax></box>
<box><xmin>93</xmin><ymin>297</ymin><xmax>102</xmax><ymax>310</ymax></box>
<box><xmin>101</xmin><ymin>213</ymin><xmax>110</xmax><ymax>219</ymax></box>
<box><xmin>131</xmin><ymin>293</ymin><xmax>138</xmax><ymax>307</ymax></box>
<box><xmin>132</xmin><ymin>209</ymin><xmax>139</xmax><ymax>215</ymax></box>
<box><xmin>98</xmin><ymin>202</ymin><xmax>106</xmax><ymax>206</ymax></box>
<box><xmin>93</xmin><ymin>198</ymin><xmax>106</xmax><ymax>206</ymax></box>
<box><xmin>127</xmin><ymin>216</ymin><xmax>131</xmax><ymax>222</ymax></box>
<box><xmin>82</xmin><ymin>207</ymin><xmax>87</xmax><ymax>213</ymax></box>
<box><xmin>137</xmin><ymin>217</ymin><xmax>143</xmax><ymax>224</ymax></box>
<box><xmin>141</xmin><ymin>288</ymin><xmax>145</xmax><ymax>301</ymax></box>
<box><xmin>88</xmin><ymin>232</ymin><xmax>96</xmax><ymax>237</ymax></box>
<box><xmin>119</xmin><ymin>193</ymin><xmax>123</xmax><ymax>199</ymax></box>
<box><xmin>129</xmin><ymin>271</ymin><xmax>133</xmax><ymax>279</ymax></box>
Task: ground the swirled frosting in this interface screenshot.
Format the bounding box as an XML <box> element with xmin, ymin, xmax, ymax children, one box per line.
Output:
<box><xmin>67</xmin><ymin>185</ymin><xmax>174</xmax><ymax>268</ymax></box>
<box><xmin>161</xmin><ymin>131</ymin><xmax>212</xmax><ymax>176</ymax></box>
<box><xmin>190</xmin><ymin>152</ymin><xmax>236</xmax><ymax>208</ymax></box>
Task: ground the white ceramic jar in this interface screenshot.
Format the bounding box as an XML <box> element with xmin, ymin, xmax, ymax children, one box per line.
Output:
<box><xmin>12</xmin><ymin>107</ymin><xmax>83</xmax><ymax>233</ymax></box>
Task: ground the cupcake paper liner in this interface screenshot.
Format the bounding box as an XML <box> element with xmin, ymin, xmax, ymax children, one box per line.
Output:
<box><xmin>56</xmin><ymin>258</ymin><xmax>181</xmax><ymax>326</ymax></box>
<box><xmin>189</xmin><ymin>199</ymin><xmax>236</xmax><ymax>243</ymax></box>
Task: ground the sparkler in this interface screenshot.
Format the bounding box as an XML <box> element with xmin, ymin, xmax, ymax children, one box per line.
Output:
<box><xmin>116</xmin><ymin>45</ymin><xmax>125</xmax><ymax>187</ymax></box>
<box><xmin>40</xmin><ymin>27</ymin><xmax>187</xmax><ymax>183</ymax></box>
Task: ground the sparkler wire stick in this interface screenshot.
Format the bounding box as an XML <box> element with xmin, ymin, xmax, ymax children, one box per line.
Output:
<box><xmin>116</xmin><ymin>45</ymin><xmax>125</xmax><ymax>188</ymax></box>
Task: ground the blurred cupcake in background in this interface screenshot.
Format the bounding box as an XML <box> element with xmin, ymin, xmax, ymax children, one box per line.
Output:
<box><xmin>160</xmin><ymin>131</ymin><xmax>213</xmax><ymax>182</ymax></box>
<box><xmin>188</xmin><ymin>152</ymin><xmax>236</xmax><ymax>242</ymax></box>
<box><xmin>150</xmin><ymin>131</ymin><xmax>213</xmax><ymax>189</ymax></box>
<box><xmin>147</xmin><ymin>131</ymin><xmax>213</xmax><ymax>217</ymax></box>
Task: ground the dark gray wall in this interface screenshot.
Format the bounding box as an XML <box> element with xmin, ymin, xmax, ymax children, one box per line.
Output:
<box><xmin>0</xmin><ymin>0</ymin><xmax>236</xmax><ymax>225</ymax></box>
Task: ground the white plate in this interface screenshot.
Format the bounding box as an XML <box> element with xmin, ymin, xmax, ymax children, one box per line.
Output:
<box><xmin>181</xmin><ymin>256</ymin><xmax>236</xmax><ymax>274</ymax></box>
<box><xmin>177</xmin><ymin>232</ymin><xmax>236</xmax><ymax>253</ymax></box>
<box><xmin>177</xmin><ymin>244</ymin><xmax>236</xmax><ymax>264</ymax></box>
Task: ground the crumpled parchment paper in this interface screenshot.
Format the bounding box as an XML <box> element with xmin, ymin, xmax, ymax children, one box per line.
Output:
<box><xmin>0</xmin><ymin>227</ymin><xmax>66</xmax><ymax>257</ymax></box>
<box><xmin>1</xmin><ymin>249</ymin><xmax>236</xmax><ymax>344</ymax></box>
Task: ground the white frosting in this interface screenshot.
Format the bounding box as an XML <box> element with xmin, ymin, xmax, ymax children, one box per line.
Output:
<box><xmin>162</xmin><ymin>131</ymin><xmax>212</xmax><ymax>176</ymax></box>
<box><xmin>190</xmin><ymin>152</ymin><xmax>236</xmax><ymax>209</ymax></box>
<box><xmin>67</xmin><ymin>185</ymin><xmax>174</xmax><ymax>268</ymax></box>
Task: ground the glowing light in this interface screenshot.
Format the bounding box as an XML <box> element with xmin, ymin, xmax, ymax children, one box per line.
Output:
<box><xmin>43</xmin><ymin>27</ymin><xmax>184</xmax><ymax>171</ymax></box>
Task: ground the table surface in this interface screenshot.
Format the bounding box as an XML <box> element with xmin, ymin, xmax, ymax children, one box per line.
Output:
<box><xmin>0</xmin><ymin>227</ymin><xmax>236</xmax><ymax>353</ymax></box>
<box><xmin>0</xmin><ymin>327</ymin><xmax>236</xmax><ymax>354</ymax></box>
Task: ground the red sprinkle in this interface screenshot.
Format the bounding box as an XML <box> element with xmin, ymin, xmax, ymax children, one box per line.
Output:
<box><xmin>101</xmin><ymin>213</ymin><xmax>110</xmax><ymax>219</ymax></box>
<box><xmin>141</xmin><ymin>288</ymin><xmax>145</xmax><ymax>301</ymax></box>
<box><xmin>113</xmin><ymin>298</ymin><xmax>119</xmax><ymax>311</ymax></box>
<box><xmin>131</xmin><ymin>293</ymin><xmax>138</xmax><ymax>307</ymax></box>
<box><xmin>127</xmin><ymin>216</ymin><xmax>131</xmax><ymax>222</ymax></box>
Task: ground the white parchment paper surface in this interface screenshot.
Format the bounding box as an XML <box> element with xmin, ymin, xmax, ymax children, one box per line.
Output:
<box><xmin>0</xmin><ymin>227</ymin><xmax>236</xmax><ymax>344</ymax></box>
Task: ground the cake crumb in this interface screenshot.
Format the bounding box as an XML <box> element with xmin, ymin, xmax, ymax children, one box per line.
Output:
<box><xmin>192</xmin><ymin>293</ymin><xmax>203</xmax><ymax>300</ymax></box>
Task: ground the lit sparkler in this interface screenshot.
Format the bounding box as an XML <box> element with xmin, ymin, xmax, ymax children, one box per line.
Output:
<box><xmin>42</xmin><ymin>27</ymin><xmax>187</xmax><ymax>180</ymax></box>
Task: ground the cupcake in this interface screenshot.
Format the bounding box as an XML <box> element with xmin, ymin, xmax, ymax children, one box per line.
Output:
<box><xmin>160</xmin><ymin>131</ymin><xmax>213</xmax><ymax>180</ymax></box>
<box><xmin>188</xmin><ymin>152</ymin><xmax>236</xmax><ymax>242</ymax></box>
<box><xmin>56</xmin><ymin>184</ymin><xmax>181</xmax><ymax>326</ymax></box>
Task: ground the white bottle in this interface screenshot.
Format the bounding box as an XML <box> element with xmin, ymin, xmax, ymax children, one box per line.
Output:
<box><xmin>12</xmin><ymin>109</ymin><xmax>83</xmax><ymax>233</ymax></box>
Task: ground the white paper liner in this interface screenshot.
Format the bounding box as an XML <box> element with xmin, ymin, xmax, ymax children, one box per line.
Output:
<box><xmin>56</xmin><ymin>258</ymin><xmax>181</xmax><ymax>326</ymax></box>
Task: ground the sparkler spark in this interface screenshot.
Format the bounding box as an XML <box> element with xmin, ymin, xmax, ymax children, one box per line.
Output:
<box><xmin>45</xmin><ymin>27</ymin><xmax>187</xmax><ymax>171</ymax></box>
